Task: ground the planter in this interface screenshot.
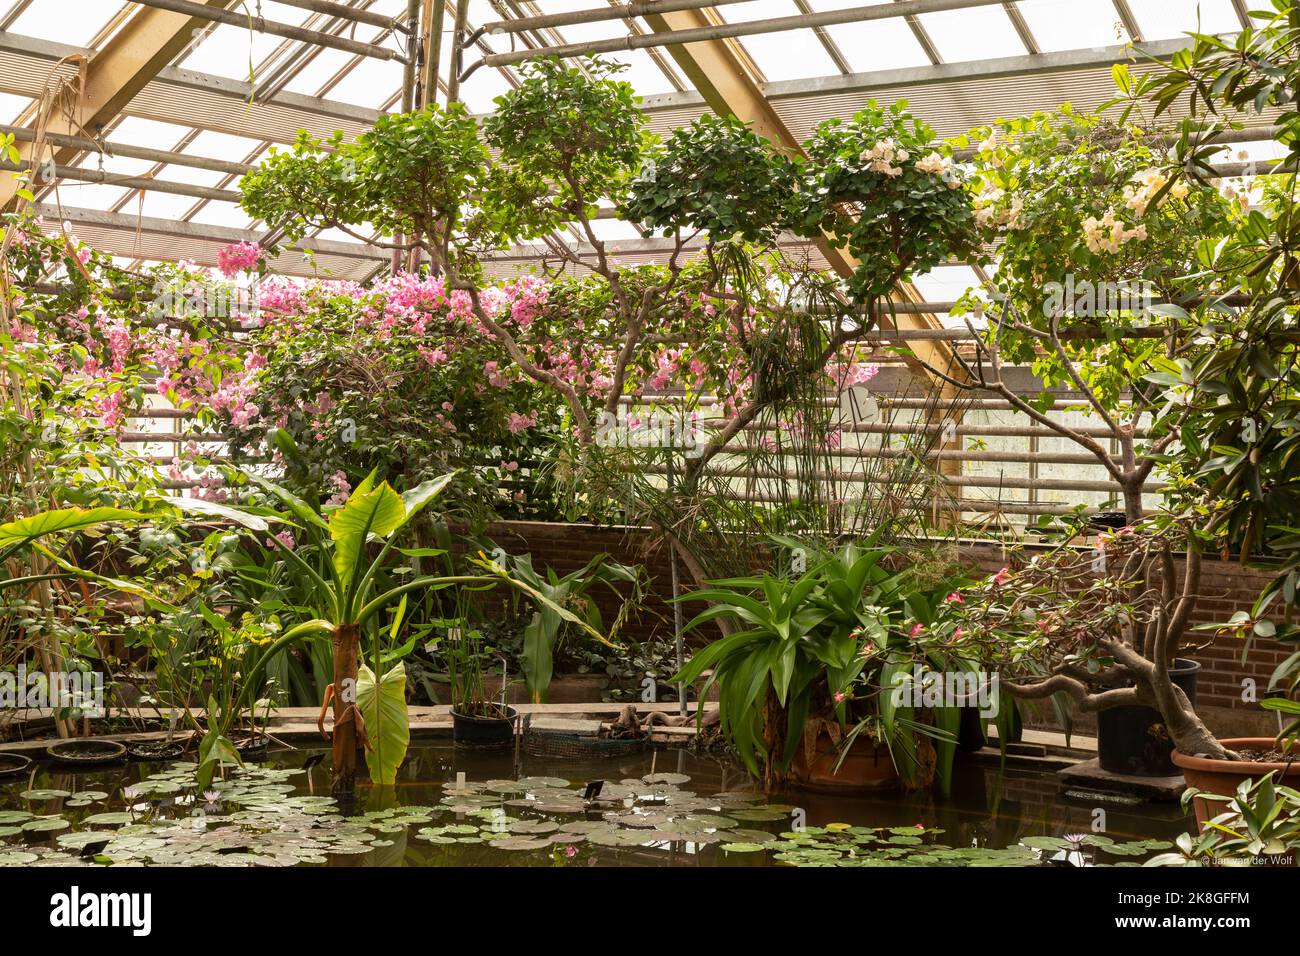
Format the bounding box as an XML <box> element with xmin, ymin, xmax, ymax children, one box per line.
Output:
<box><xmin>45</xmin><ymin>739</ymin><xmax>128</xmax><ymax>766</ymax></box>
<box><xmin>230</xmin><ymin>733</ymin><xmax>270</xmax><ymax>761</ymax></box>
<box><xmin>957</xmin><ymin>705</ymin><xmax>987</xmax><ymax>754</ymax></box>
<box><xmin>1172</xmin><ymin>737</ymin><xmax>1300</xmax><ymax>827</ymax></box>
<box><xmin>451</xmin><ymin>706</ymin><xmax>518</xmax><ymax>749</ymax></box>
<box><xmin>790</xmin><ymin>726</ymin><xmax>899</xmax><ymax>794</ymax></box>
<box><xmin>127</xmin><ymin>740</ymin><xmax>187</xmax><ymax>761</ymax></box>
<box><xmin>0</xmin><ymin>752</ymin><xmax>32</xmax><ymax>778</ymax></box>
<box><xmin>505</xmin><ymin>673</ymin><xmax>609</xmax><ymax>705</ymax></box>
<box><xmin>1097</xmin><ymin>658</ymin><xmax>1199</xmax><ymax>776</ymax></box>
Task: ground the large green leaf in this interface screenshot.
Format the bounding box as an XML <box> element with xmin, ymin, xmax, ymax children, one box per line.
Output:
<box><xmin>329</xmin><ymin>482</ymin><xmax>406</xmax><ymax>595</ymax></box>
<box><xmin>242</xmin><ymin>471</ymin><xmax>329</xmax><ymax>532</ymax></box>
<box><xmin>161</xmin><ymin>495</ymin><xmax>283</xmax><ymax>533</ymax></box>
<box><xmin>0</xmin><ymin>507</ymin><xmax>144</xmax><ymax>552</ymax></box>
<box><xmin>397</xmin><ymin>473</ymin><xmax>456</xmax><ymax>530</ymax></box>
<box><xmin>521</xmin><ymin>605</ymin><xmax>561</xmax><ymax>702</ymax></box>
<box><xmin>357</xmin><ymin>662</ymin><xmax>410</xmax><ymax>787</ymax></box>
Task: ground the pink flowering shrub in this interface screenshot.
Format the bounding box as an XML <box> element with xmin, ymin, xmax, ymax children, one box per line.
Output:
<box><xmin>216</xmin><ymin>241</ymin><xmax>264</xmax><ymax>279</ymax></box>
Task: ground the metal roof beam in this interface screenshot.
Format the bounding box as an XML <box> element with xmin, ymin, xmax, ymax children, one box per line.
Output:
<box><xmin>1</xmin><ymin>1</ymin><xmax>241</xmax><ymax>208</ymax></box>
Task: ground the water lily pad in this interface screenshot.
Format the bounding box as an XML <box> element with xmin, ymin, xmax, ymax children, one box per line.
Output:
<box><xmin>23</xmin><ymin>817</ymin><xmax>70</xmax><ymax>833</ymax></box>
<box><xmin>84</xmin><ymin>812</ymin><xmax>136</xmax><ymax>826</ymax></box>
<box><xmin>20</xmin><ymin>789</ymin><xmax>70</xmax><ymax>800</ymax></box>
<box><xmin>720</xmin><ymin>842</ymin><xmax>766</xmax><ymax>853</ymax></box>
<box><xmin>641</xmin><ymin>773</ymin><xmax>690</xmax><ymax>785</ymax></box>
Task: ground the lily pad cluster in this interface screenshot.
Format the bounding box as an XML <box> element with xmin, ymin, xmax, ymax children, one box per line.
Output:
<box><xmin>0</xmin><ymin>761</ymin><xmax>1177</xmax><ymax>868</ymax></box>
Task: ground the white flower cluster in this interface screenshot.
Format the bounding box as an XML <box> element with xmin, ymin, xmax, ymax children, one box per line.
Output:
<box><xmin>1123</xmin><ymin>169</ymin><xmax>1188</xmax><ymax>217</ymax></box>
<box><xmin>1081</xmin><ymin>208</ymin><xmax>1147</xmax><ymax>254</ymax></box>
<box><xmin>859</xmin><ymin>137</ymin><xmax>908</xmax><ymax>177</ymax></box>
<box><xmin>974</xmin><ymin>186</ymin><xmax>1025</xmax><ymax>230</ymax></box>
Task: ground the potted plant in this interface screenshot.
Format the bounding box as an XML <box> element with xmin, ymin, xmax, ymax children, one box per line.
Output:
<box><xmin>674</xmin><ymin>537</ymin><xmax>973</xmax><ymax>793</ymax></box>
<box><xmin>444</xmin><ymin>622</ymin><xmax>516</xmax><ymax>749</ymax></box>
<box><xmin>1148</xmin><ymin>773</ymin><xmax>1300</xmax><ymax>866</ymax></box>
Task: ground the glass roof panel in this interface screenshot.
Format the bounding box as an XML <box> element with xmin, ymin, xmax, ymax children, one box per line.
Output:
<box><xmin>187</xmin><ymin>201</ymin><xmax>254</xmax><ymax>229</ymax></box>
<box><xmin>806</xmin><ymin>0</ymin><xmax>932</xmax><ymax>71</ymax></box>
<box><xmin>0</xmin><ymin>92</ymin><xmax>34</xmax><ymax>126</ymax></box>
<box><xmin>915</xmin><ymin>7</ymin><xmax>1028</xmax><ymax>63</ymax></box>
<box><xmin>717</xmin><ymin>1</ymin><xmax>841</xmax><ymax>81</ymax></box>
<box><xmin>6</xmin><ymin>0</ymin><xmax>123</xmax><ymax>46</ymax></box>
<box><xmin>1124</xmin><ymin>0</ymin><xmax>1242</xmax><ymax>41</ymax></box>
<box><xmin>1013</xmin><ymin>0</ymin><xmax>1133</xmax><ymax>52</ymax></box>
<box><xmin>319</xmin><ymin>56</ymin><xmax>404</xmax><ymax>110</ymax></box>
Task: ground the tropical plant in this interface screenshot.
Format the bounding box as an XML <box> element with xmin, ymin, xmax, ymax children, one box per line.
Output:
<box><xmin>494</xmin><ymin>551</ymin><xmax>644</xmax><ymax>702</ymax></box>
<box><xmin>231</xmin><ymin>457</ymin><xmax>598</xmax><ymax>799</ymax></box>
<box><xmin>1147</xmin><ymin>773</ymin><xmax>1300</xmax><ymax>866</ymax></box>
<box><xmin>673</xmin><ymin>537</ymin><xmax>972</xmax><ymax>791</ymax></box>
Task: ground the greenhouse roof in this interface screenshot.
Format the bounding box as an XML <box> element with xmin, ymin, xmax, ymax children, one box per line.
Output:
<box><xmin>0</xmin><ymin>0</ymin><xmax>1272</xmax><ymax>307</ymax></box>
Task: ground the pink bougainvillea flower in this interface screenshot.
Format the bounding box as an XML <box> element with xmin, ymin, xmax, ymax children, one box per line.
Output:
<box><xmin>833</xmin><ymin>691</ymin><xmax>847</xmax><ymax>703</ymax></box>
<box><xmin>944</xmin><ymin>592</ymin><xmax>965</xmax><ymax>604</ymax></box>
<box><xmin>909</xmin><ymin>623</ymin><xmax>924</xmax><ymax>637</ymax></box>
<box><xmin>992</xmin><ymin>566</ymin><xmax>1011</xmax><ymax>586</ymax></box>
<box><xmin>216</xmin><ymin>241</ymin><xmax>264</xmax><ymax>279</ymax></box>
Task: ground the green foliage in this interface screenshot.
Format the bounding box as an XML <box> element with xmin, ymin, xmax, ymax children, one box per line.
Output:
<box><xmin>483</xmin><ymin>57</ymin><xmax>651</xmax><ymax>241</ymax></box>
<box><xmin>622</xmin><ymin>114</ymin><xmax>798</xmax><ymax>244</ymax></box>
<box><xmin>795</xmin><ymin>100</ymin><xmax>980</xmax><ymax>302</ymax></box>
<box><xmin>239</xmin><ymin>105</ymin><xmax>490</xmax><ymax>257</ymax></box>
<box><xmin>495</xmin><ymin>551</ymin><xmax>644</xmax><ymax>702</ymax></box>
<box><xmin>356</xmin><ymin>661</ymin><xmax>410</xmax><ymax>787</ymax></box>
<box><xmin>1149</xmin><ymin>773</ymin><xmax>1300</xmax><ymax>866</ymax></box>
<box><xmin>674</xmin><ymin>538</ymin><xmax>970</xmax><ymax>791</ymax></box>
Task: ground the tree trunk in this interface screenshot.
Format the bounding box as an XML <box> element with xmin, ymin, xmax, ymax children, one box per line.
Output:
<box><xmin>330</xmin><ymin>624</ymin><xmax>361</xmax><ymax>805</ymax></box>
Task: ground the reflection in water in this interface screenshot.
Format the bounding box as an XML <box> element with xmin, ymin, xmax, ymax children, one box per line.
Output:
<box><xmin>0</xmin><ymin>745</ymin><xmax>1191</xmax><ymax>867</ymax></box>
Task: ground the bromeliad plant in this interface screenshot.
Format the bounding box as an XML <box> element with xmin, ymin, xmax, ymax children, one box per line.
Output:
<box><xmin>674</xmin><ymin>537</ymin><xmax>973</xmax><ymax>792</ymax></box>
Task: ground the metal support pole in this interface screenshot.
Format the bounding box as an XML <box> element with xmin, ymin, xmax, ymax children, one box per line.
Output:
<box><xmin>471</xmin><ymin>0</ymin><xmax>750</xmax><ymax>43</ymax></box>
<box><xmin>422</xmin><ymin>0</ymin><xmax>446</xmax><ymax>109</ymax></box>
<box><xmin>461</xmin><ymin>0</ymin><xmax>1015</xmax><ymax>79</ymax></box>
<box><xmin>129</xmin><ymin>0</ymin><xmax>407</xmax><ymax>61</ymax></box>
<box><xmin>666</xmin><ymin>448</ymin><xmax>687</xmax><ymax>718</ymax></box>
<box><xmin>446</xmin><ymin>0</ymin><xmax>470</xmax><ymax>104</ymax></box>
<box><xmin>272</xmin><ymin>0</ymin><xmax>412</xmax><ymax>31</ymax></box>
<box><xmin>401</xmin><ymin>0</ymin><xmax>421</xmax><ymax>112</ymax></box>
<box><xmin>0</xmin><ymin>126</ymin><xmax>249</xmax><ymax>176</ymax></box>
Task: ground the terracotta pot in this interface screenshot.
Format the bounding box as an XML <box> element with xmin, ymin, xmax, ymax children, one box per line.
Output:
<box><xmin>1172</xmin><ymin>737</ymin><xmax>1300</xmax><ymax>826</ymax></box>
<box><xmin>790</xmin><ymin>727</ymin><xmax>899</xmax><ymax>794</ymax></box>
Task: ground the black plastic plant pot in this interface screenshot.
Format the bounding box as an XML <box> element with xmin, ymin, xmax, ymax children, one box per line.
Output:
<box><xmin>451</xmin><ymin>707</ymin><xmax>517</xmax><ymax>748</ymax></box>
<box><xmin>0</xmin><ymin>752</ymin><xmax>33</xmax><ymax>778</ymax></box>
<box><xmin>45</xmin><ymin>739</ymin><xmax>128</xmax><ymax>766</ymax></box>
<box><xmin>1096</xmin><ymin>658</ymin><xmax>1200</xmax><ymax>777</ymax></box>
<box><xmin>127</xmin><ymin>741</ymin><xmax>186</xmax><ymax>761</ymax></box>
<box><xmin>232</xmin><ymin>734</ymin><xmax>271</xmax><ymax>761</ymax></box>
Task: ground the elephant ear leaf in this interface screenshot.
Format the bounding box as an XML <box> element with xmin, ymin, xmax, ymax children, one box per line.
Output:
<box><xmin>0</xmin><ymin>507</ymin><xmax>144</xmax><ymax>551</ymax></box>
<box><xmin>357</xmin><ymin>662</ymin><xmax>410</xmax><ymax>787</ymax></box>
<box><xmin>329</xmin><ymin>482</ymin><xmax>406</xmax><ymax>593</ymax></box>
<box><xmin>396</xmin><ymin>472</ymin><xmax>457</xmax><ymax>533</ymax></box>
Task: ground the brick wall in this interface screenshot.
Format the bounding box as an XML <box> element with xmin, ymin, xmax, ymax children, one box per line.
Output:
<box><xmin>482</xmin><ymin>521</ymin><xmax>1289</xmax><ymax>736</ymax></box>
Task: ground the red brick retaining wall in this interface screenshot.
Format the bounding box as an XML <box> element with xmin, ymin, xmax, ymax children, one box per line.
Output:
<box><xmin>482</xmin><ymin>521</ymin><xmax>1289</xmax><ymax>736</ymax></box>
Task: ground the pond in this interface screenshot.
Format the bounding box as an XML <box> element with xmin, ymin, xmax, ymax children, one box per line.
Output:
<box><xmin>0</xmin><ymin>745</ymin><xmax>1192</xmax><ymax>867</ymax></box>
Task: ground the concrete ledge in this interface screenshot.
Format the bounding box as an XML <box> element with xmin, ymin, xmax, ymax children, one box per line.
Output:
<box><xmin>1057</xmin><ymin>757</ymin><xmax>1186</xmax><ymax>802</ymax></box>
